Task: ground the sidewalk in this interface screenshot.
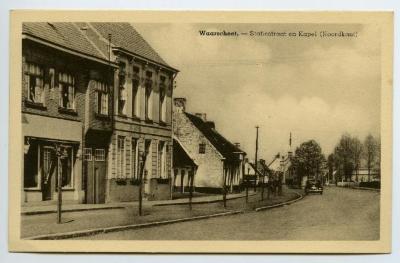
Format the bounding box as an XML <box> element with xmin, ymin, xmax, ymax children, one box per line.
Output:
<box><xmin>21</xmin><ymin>188</ymin><xmax>301</xmax><ymax>239</ymax></box>
<box><xmin>21</xmin><ymin>191</ymin><xmax>257</xmax><ymax>215</ymax></box>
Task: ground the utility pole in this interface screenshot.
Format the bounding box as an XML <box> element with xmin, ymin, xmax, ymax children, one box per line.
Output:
<box><xmin>55</xmin><ymin>144</ymin><xmax>67</xmax><ymax>224</ymax></box>
<box><xmin>254</xmin><ymin>126</ymin><xmax>259</xmax><ymax>192</ymax></box>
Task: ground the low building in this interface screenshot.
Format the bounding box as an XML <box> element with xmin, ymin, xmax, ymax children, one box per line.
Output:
<box><xmin>173</xmin><ymin>98</ymin><xmax>246</xmax><ymax>193</ymax></box>
<box><xmin>172</xmin><ymin>137</ymin><xmax>198</xmax><ymax>193</ymax></box>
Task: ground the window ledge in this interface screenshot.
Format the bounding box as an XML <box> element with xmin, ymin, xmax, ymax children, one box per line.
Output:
<box><xmin>58</xmin><ymin>107</ymin><xmax>78</xmax><ymax>116</ymax></box>
<box><xmin>24</xmin><ymin>188</ymin><xmax>41</xmax><ymax>191</ymax></box>
<box><xmin>25</xmin><ymin>101</ymin><xmax>47</xmax><ymax>110</ymax></box>
<box><xmin>145</xmin><ymin>118</ymin><xmax>153</xmax><ymax>124</ymax></box>
<box><xmin>117</xmin><ymin>114</ymin><xmax>128</xmax><ymax>119</ymax></box>
<box><xmin>95</xmin><ymin>113</ymin><xmax>110</xmax><ymax>120</ymax></box>
<box><xmin>132</xmin><ymin>116</ymin><xmax>141</xmax><ymax>122</ymax></box>
<box><xmin>159</xmin><ymin>120</ymin><xmax>167</xmax><ymax>127</ymax></box>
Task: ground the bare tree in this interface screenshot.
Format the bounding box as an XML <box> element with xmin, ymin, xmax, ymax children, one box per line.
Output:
<box><xmin>363</xmin><ymin>134</ymin><xmax>379</xmax><ymax>182</ymax></box>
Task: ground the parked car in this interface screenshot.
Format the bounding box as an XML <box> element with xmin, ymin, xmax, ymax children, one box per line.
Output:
<box><xmin>305</xmin><ymin>180</ymin><xmax>323</xmax><ymax>195</ymax></box>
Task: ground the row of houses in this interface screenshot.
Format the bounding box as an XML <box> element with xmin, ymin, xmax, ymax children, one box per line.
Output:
<box><xmin>21</xmin><ymin>22</ymin><xmax>246</xmax><ymax>205</ymax></box>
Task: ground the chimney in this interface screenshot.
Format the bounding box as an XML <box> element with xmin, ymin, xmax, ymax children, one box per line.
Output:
<box><xmin>174</xmin><ymin>97</ymin><xmax>186</xmax><ymax>113</ymax></box>
<box><xmin>234</xmin><ymin>142</ymin><xmax>241</xmax><ymax>149</ymax></box>
<box><xmin>195</xmin><ymin>113</ymin><xmax>207</xmax><ymax>121</ymax></box>
<box><xmin>205</xmin><ymin>121</ymin><xmax>215</xmax><ymax>129</ymax></box>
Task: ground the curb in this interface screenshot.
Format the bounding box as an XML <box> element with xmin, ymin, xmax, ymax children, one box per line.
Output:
<box><xmin>25</xmin><ymin>210</ymin><xmax>243</xmax><ymax>240</ymax></box>
<box><xmin>21</xmin><ymin>206</ymin><xmax>126</xmax><ymax>216</ymax></box>
<box><xmin>351</xmin><ymin>187</ymin><xmax>380</xmax><ymax>192</ymax></box>
<box><xmin>254</xmin><ymin>192</ymin><xmax>304</xmax><ymax>212</ymax></box>
<box><xmin>153</xmin><ymin>192</ymin><xmax>257</xmax><ymax>207</ymax></box>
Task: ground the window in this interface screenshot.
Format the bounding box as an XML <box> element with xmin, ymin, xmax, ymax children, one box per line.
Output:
<box><xmin>131</xmin><ymin>139</ymin><xmax>138</xmax><ymax>179</ymax></box>
<box><xmin>83</xmin><ymin>148</ymin><xmax>92</xmax><ymax>161</ymax></box>
<box><xmin>199</xmin><ymin>143</ymin><xmax>206</xmax><ymax>154</ymax></box>
<box><xmin>132</xmin><ymin>79</ymin><xmax>139</xmax><ymax>117</ymax></box>
<box><xmin>59</xmin><ymin>72</ymin><xmax>76</xmax><ymax>110</ymax></box>
<box><xmin>118</xmin><ymin>62</ymin><xmax>127</xmax><ymax>115</ymax></box>
<box><xmin>95</xmin><ymin>149</ymin><xmax>105</xmax><ymax>161</ymax></box>
<box><xmin>25</xmin><ymin>63</ymin><xmax>44</xmax><ymax>104</ymax></box>
<box><xmin>95</xmin><ymin>81</ymin><xmax>109</xmax><ymax>115</ymax></box>
<box><xmin>144</xmin><ymin>139</ymin><xmax>152</xmax><ymax>179</ymax></box>
<box><xmin>159</xmin><ymin>76</ymin><xmax>167</xmax><ymax>123</ymax></box>
<box><xmin>158</xmin><ymin>141</ymin><xmax>167</xmax><ymax>178</ymax></box>
<box><xmin>144</xmin><ymin>71</ymin><xmax>153</xmax><ymax>120</ymax></box>
<box><xmin>117</xmin><ymin>136</ymin><xmax>125</xmax><ymax>178</ymax></box>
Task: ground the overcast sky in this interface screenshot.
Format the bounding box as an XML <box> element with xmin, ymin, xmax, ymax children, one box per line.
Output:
<box><xmin>135</xmin><ymin>23</ymin><xmax>381</xmax><ymax>161</ymax></box>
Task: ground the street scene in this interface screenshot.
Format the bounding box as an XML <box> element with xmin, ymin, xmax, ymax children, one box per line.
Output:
<box><xmin>20</xmin><ymin>22</ymin><xmax>381</xmax><ymax>241</ymax></box>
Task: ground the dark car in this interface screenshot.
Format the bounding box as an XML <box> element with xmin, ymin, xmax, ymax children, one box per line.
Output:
<box><xmin>305</xmin><ymin>180</ymin><xmax>323</xmax><ymax>195</ymax></box>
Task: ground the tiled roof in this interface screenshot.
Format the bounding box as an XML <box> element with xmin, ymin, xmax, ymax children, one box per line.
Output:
<box><xmin>23</xmin><ymin>22</ymin><xmax>174</xmax><ymax>70</ymax></box>
<box><xmin>89</xmin><ymin>23</ymin><xmax>172</xmax><ymax>69</ymax></box>
<box><xmin>173</xmin><ymin>138</ymin><xmax>197</xmax><ymax>168</ymax></box>
<box><xmin>185</xmin><ymin>112</ymin><xmax>245</xmax><ymax>162</ymax></box>
<box><xmin>23</xmin><ymin>22</ymin><xmax>108</xmax><ymax>61</ymax></box>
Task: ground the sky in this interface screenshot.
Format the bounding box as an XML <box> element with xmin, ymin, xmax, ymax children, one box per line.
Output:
<box><xmin>135</xmin><ymin>23</ymin><xmax>381</xmax><ymax>161</ymax></box>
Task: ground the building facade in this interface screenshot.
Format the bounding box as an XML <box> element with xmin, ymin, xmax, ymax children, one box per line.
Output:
<box><xmin>22</xmin><ymin>22</ymin><xmax>117</xmax><ymax>204</ymax></box>
<box><xmin>21</xmin><ymin>22</ymin><xmax>178</xmax><ymax>205</ymax></box>
<box><xmin>173</xmin><ymin>98</ymin><xmax>246</xmax><ymax>193</ymax></box>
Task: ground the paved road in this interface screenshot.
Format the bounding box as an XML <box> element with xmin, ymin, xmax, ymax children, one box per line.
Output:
<box><xmin>79</xmin><ymin>187</ymin><xmax>380</xmax><ymax>240</ymax></box>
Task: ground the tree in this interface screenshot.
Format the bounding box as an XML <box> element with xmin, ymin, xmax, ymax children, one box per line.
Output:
<box><xmin>363</xmin><ymin>134</ymin><xmax>379</xmax><ymax>182</ymax></box>
<box><xmin>352</xmin><ymin>137</ymin><xmax>363</xmax><ymax>182</ymax></box>
<box><xmin>292</xmin><ymin>140</ymin><xmax>325</xmax><ymax>184</ymax></box>
<box><xmin>332</xmin><ymin>133</ymin><xmax>363</xmax><ymax>182</ymax></box>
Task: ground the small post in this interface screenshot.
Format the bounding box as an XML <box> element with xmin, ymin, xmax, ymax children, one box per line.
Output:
<box><xmin>189</xmin><ymin>170</ymin><xmax>194</xmax><ymax>211</ymax></box>
<box><xmin>56</xmin><ymin>144</ymin><xmax>65</xmax><ymax>224</ymax></box>
<box><xmin>138</xmin><ymin>152</ymin><xmax>147</xmax><ymax>216</ymax></box>
<box><xmin>57</xmin><ymin>153</ymin><xmax>62</xmax><ymax>224</ymax></box>
<box><xmin>261</xmin><ymin>173</ymin><xmax>265</xmax><ymax>201</ymax></box>
<box><xmin>245</xmin><ymin>178</ymin><xmax>249</xmax><ymax>203</ymax></box>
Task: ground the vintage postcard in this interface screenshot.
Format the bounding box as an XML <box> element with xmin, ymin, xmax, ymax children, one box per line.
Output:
<box><xmin>9</xmin><ymin>11</ymin><xmax>393</xmax><ymax>253</ymax></box>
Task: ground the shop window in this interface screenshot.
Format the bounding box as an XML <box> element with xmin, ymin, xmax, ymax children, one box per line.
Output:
<box><xmin>24</xmin><ymin>143</ymin><xmax>39</xmax><ymax>188</ymax></box>
<box><xmin>25</xmin><ymin>62</ymin><xmax>44</xmax><ymax>104</ymax></box>
<box><xmin>57</xmin><ymin>146</ymin><xmax>74</xmax><ymax>188</ymax></box>
<box><xmin>199</xmin><ymin>143</ymin><xmax>206</xmax><ymax>154</ymax></box>
<box><xmin>59</xmin><ymin>72</ymin><xmax>76</xmax><ymax>110</ymax></box>
<box><xmin>95</xmin><ymin>81</ymin><xmax>109</xmax><ymax>116</ymax></box>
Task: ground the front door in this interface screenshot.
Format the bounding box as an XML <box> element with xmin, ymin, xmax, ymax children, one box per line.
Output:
<box><xmin>85</xmin><ymin>148</ymin><xmax>106</xmax><ymax>204</ymax></box>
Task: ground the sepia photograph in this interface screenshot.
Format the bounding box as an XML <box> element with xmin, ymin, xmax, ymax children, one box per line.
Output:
<box><xmin>8</xmin><ymin>11</ymin><xmax>393</xmax><ymax>253</ymax></box>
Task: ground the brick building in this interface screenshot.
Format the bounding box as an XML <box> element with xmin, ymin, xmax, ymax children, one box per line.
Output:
<box><xmin>21</xmin><ymin>22</ymin><xmax>178</xmax><ymax>204</ymax></box>
<box><xmin>22</xmin><ymin>22</ymin><xmax>117</xmax><ymax>204</ymax></box>
<box><xmin>173</xmin><ymin>98</ymin><xmax>246</xmax><ymax>193</ymax></box>
<box><xmin>79</xmin><ymin>23</ymin><xmax>178</xmax><ymax>202</ymax></box>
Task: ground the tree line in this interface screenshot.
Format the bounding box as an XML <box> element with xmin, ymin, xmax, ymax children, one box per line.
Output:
<box><xmin>288</xmin><ymin>133</ymin><xmax>380</xmax><ymax>186</ymax></box>
<box><xmin>328</xmin><ymin>133</ymin><xmax>380</xmax><ymax>183</ymax></box>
